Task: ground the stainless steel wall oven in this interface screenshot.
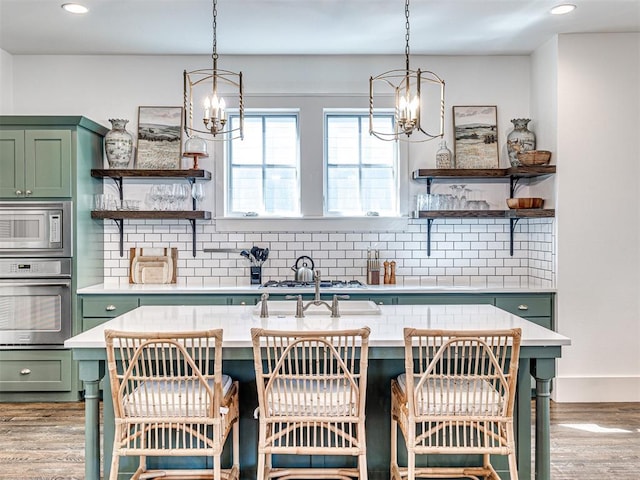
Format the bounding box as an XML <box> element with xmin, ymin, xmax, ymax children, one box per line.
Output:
<box><xmin>0</xmin><ymin>201</ymin><xmax>73</xmax><ymax>348</ymax></box>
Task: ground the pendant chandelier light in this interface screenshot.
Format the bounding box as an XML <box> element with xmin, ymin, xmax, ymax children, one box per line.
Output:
<box><xmin>369</xmin><ymin>0</ymin><xmax>445</xmax><ymax>142</ymax></box>
<box><xmin>183</xmin><ymin>0</ymin><xmax>244</xmax><ymax>155</ymax></box>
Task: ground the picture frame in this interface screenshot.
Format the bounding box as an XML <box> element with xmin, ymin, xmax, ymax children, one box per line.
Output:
<box><xmin>135</xmin><ymin>106</ymin><xmax>183</xmax><ymax>169</ymax></box>
<box><xmin>452</xmin><ymin>105</ymin><xmax>499</xmax><ymax>169</ymax></box>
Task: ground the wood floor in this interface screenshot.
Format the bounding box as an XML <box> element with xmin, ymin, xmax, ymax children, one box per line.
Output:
<box><xmin>0</xmin><ymin>401</ymin><xmax>638</xmax><ymax>479</ymax></box>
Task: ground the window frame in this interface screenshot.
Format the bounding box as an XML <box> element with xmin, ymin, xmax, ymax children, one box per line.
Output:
<box><xmin>225</xmin><ymin>110</ymin><xmax>301</xmax><ymax>218</ymax></box>
<box><xmin>323</xmin><ymin>109</ymin><xmax>400</xmax><ymax>217</ymax></box>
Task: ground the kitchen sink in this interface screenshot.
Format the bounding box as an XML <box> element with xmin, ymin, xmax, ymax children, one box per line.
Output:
<box><xmin>253</xmin><ymin>300</ymin><xmax>381</xmax><ymax>316</ymax></box>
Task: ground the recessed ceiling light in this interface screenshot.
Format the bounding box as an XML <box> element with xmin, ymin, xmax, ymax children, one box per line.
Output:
<box><xmin>550</xmin><ymin>4</ymin><xmax>576</xmax><ymax>15</ymax></box>
<box><xmin>61</xmin><ymin>3</ymin><xmax>89</xmax><ymax>14</ymax></box>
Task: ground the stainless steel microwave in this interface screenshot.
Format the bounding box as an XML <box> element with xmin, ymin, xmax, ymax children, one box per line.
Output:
<box><xmin>0</xmin><ymin>201</ymin><xmax>72</xmax><ymax>257</ymax></box>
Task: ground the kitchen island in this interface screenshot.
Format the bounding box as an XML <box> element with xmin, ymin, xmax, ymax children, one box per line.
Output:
<box><xmin>65</xmin><ymin>303</ymin><xmax>569</xmax><ymax>480</ymax></box>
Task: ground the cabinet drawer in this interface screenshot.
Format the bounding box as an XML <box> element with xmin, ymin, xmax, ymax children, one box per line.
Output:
<box><xmin>139</xmin><ymin>295</ymin><xmax>227</xmax><ymax>306</ymax></box>
<box><xmin>83</xmin><ymin>317</ymin><xmax>111</xmax><ymax>331</ymax></box>
<box><xmin>495</xmin><ymin>295</ymin><xmax>551</xmax><ymax>318</ymax></box>
<box><xmin>0</xmin><ymin>350</ymin><xmax>72</xmax><ymax>392</ymax></box>
<box><xmin>82</xmin><ymin>296</ymin><xmax>139</xmax><ymax>318</ymax></box>
<box><xmin>521</xmin><ymin>316</ymin><xmax>552</xmax><ymax>330</ymax></box>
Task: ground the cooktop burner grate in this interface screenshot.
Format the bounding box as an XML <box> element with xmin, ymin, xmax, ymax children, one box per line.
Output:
<box><xmin>261</xmin><ymin>279</ymin><xmax>366</xmax><ymax>288</ymax></box>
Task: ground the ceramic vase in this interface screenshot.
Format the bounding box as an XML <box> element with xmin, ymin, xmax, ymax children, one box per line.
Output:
<box><xmin>507</xmin><ymin>118</ymin><xmax>536</xmax><ymax>167</ymax></box>
<box><xmin>435</xmin><ymin>140</ymin><xmax>454</xmax><ymax>168</ymax></box>
<box><xmin>105</xmin><ymin>119</ymin><xmax>134</xmax><ymax>168</ymax></box>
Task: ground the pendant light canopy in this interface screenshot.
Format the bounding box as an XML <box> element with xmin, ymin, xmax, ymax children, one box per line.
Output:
<box><xmin>183</xmin><ymin>0</ymin><xmax>244</xmax><ymax>147</ymax></box>
<box><xmin>369</xmin><ymin>0</ymin><xmax>445</xmax><ymax>142</ymax></box>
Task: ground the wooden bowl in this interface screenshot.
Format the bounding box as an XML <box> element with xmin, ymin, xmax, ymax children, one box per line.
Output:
<box><xmin>506</xmin><ymin>198</ymin><xmax>544</xmax><ymax>209</ymax></box>
<box><xmin>517</xmin><ymin>150</ymin><xmax>552</xmax><ymax>166</ymax></box>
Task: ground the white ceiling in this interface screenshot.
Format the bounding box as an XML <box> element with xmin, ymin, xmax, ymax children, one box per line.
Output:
<box><xmin>0</xmin><ymin>0</ymin><xmax>638</xmax><ymax>56</ymax></box>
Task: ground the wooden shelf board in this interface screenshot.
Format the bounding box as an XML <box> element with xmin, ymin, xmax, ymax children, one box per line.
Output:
<box><xmin>91</xmin><ymin>169</ymin><xmax>211</xmax><ymax>179</ymax></box>
<box><xmin>412</xmin><ymin>165</ymin><xmax>555</xmax><ymax>180</ymax></box>
<box><xmin>416</xmin><ymin>209</ymin><xmax>555</xmax><ymax>219</ymax></box>
<box><xmin>91</xmin><ymin>210</ymin><xmax>211</xmax><ymax>220</ymax></box>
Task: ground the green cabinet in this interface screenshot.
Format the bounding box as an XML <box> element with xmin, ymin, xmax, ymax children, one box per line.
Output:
<box><xmin>0</xmin><ymin>129</ymin><xmax>72</xmax><ymax>198</ymax></box>
<box><xmin>82</xmin><ymin>295</ymin><xmax>140</xmax><ymax>331</ymax></box>
<box><xmin>495</xmin><ymin>294</ymin><xmax>553</xmax><ymax>329</ymax></box>
<box><xmin>0</xmin><ymin>350</ymin><xmax>77</xmax><ymax>401</ymax></box>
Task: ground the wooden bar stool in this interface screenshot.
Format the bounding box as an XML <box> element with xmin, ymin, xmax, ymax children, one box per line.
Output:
<box><xmin>391</xmin><ymin>328</ymin><xmax>522</xmax><ymax>480</ymax></box>
<box><xmin>104</xmin><ymin>329</ymin><xmax>240</xmax><ymax>480</ymax></box>
<box><xmin>251</xmin><ymin>327</ymin><xmax>371</xmax><ymax>480</ymax></box>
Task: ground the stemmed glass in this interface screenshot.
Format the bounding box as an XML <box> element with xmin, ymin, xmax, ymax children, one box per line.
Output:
<box><xmin>176</xmin><ymin>183</ymin><xmax>189</xmax><ymax>210</ymax></box>
<box><xmin>192</xmin><ymin>183</ymin><xmax>205</xmax><ymax>208</ymax></box>
<box><xmin>149</xmin><ymin>185</ymin><xmax>162</xmax><ymax>210</ymax></box>
<box><xmin>449</xmin><ymin>184</ymin><xmax>466</xmax><ymax>209</ymax></box>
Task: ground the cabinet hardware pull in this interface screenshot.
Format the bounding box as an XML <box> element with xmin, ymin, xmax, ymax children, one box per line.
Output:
<box><xmin>240</xmin><ymin>302</ymin><xmax>246</xmax><ymax>305</ymax></box>
<box><xmin>25</xmin><ymin>190</ymin><xmax>32</xmax><ymax>196</ymax></box>
<box><xmin>378</xmin><ymin>301</ymin><xmax>384</xmax><ymax>305</ymax></box>
<box><xmin>16</xmin><ymin>190</ymin><xmax>22</xmax><ymax>196</ymax></box>
<box><xmin>517</xmin><ymin>304</ymin><xmax>529</xmax><ymax>311</ymax></box>
<box><xmin>106</xmin><ymin>305</ymin><xmax>117</xmax><ymax>311</ymax></box>
<box><xmin>20</xmin><ymin>368</ymin><xmax>31</xmax><ymax>375</ymax></box>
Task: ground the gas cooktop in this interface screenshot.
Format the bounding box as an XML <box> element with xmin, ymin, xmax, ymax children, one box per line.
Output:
<box><xmin>261</xmin><ymin>280</ymin><xmax>366</xmax><ymax>289</ymax></box>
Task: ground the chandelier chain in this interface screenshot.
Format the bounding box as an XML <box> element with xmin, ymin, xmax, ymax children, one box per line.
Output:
<box><xmin>212</xmin><ymin>0</ymin><xmax>218</xmax><ymax>61</ymax></box>
<box><xmin>404</xmin><ymin>0</ymin><xmax>410</xmax><ymax>71</ymax></box>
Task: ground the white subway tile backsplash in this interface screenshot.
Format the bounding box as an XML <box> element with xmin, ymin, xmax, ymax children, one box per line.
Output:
<box><xmin>102</xmin><ymin>218</ymin><xmax>555</xmax><ymax>288</ymax></box>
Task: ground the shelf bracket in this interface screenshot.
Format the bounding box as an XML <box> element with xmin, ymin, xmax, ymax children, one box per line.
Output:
<box><xmin>426</xmin><ymin>218</ymin><xmax>434</xmax><ymax>256</ymax></box>
<box><xmin>112</xmin><ymin>218</ymin><xmax>124</xmax><ymax>257</ymax></box>
<box><xmin>426</xmin><ymin>178</ymin><xmax>433</xmax><ymax>195</ymax></box>
<box><xmin>510</xmin><ymin>176</ymin><xmax>521</xmax><ymax>198</ymax></box>
<box><xmin>189</xmin><ymin>219</ymin><xmax>197</xmax><ymax>257</ymax></box>
<box><xmin>509</xmin><ymin>218</ymin><xmax>521</xmax><ymax>256</ymax></box>
<box><xmin>108</xmin><ymin>177</ymin><xmax>124</xmax><ymax>202</ymax></box>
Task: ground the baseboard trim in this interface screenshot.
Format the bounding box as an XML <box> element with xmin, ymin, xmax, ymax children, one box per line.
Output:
<box><xmin>553</xmin><ymin>376</ymin><xmax>640</xmax><ymax>402</ymax></box>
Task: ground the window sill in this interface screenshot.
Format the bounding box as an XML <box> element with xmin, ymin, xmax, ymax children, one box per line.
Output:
<box><xmin>214</xmin><ymin>216</ymin><xmax>410</xmax><ymax>232</ymax></box>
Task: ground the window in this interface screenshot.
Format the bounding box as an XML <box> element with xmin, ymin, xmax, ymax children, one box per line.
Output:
<box><xmin>226</xmin><ymin>113</ymin><xmax>300</xmax><ymax>216</ymax></box>
<box><xmin>325</xmin><ymin>113</ymin><xmax>399</xmax><ymax>216</ymax></box>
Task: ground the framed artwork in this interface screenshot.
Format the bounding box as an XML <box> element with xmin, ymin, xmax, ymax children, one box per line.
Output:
<box><xmin>136</xmin><ymin>106</ymin><xmax>183</xmax><ymax>169</ymax></box>
<box><xmin>452</xmin><ymin>106</ymin><xmax>499</xmax><ymax>169</ymax></box>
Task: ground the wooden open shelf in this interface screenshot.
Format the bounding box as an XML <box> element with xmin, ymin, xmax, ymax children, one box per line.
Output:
<box><xmin>91</xmin><ymin>169</ymin><xmax>212</xmax><ymax>257</ymax></box>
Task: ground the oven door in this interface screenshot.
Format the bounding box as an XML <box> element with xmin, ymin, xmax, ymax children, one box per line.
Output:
<box><xmin>0</xmin><ymin>201</ymin><xmax>72</xmax><ymax>257</ymax></box>
<box><xmin>0</xmin><ymin>279</ymin><xmax>71</xmax><ymax>348</ymax></box>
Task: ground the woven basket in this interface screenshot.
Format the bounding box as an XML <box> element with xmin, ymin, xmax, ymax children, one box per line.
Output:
<box><xmin>517</xmin><ymin>150</ymin><xmax>551</xmax><ymax>166</ymax></box>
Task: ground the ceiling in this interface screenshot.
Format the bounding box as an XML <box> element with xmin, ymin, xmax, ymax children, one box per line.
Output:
<box><xmin>0</xmin><ymin>0</ymin><xmax>638</xmax><ymax>56</ymax></box>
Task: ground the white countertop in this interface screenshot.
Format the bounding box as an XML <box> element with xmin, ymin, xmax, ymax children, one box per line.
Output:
<box><xmin>77</xmin><ymin>283</ymin><xmax>556</xmax><ymax>295</ymax></box>
<box><xmin>65</xmin><ymin>303</ymin><xmax>570</xmax><ymax>349</ymax></box>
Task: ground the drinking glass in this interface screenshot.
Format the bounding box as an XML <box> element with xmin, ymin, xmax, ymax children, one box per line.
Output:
<box><xmin>177</xmin><ymin>184</ymin><xmax>189</xmax><ymax>209</ymax></box>
<box><xmin>149</xmin><ymin>185</ymin><xmax>162</xmax><ymax>210</ymax></box>
<box><xmin>192</xmin><ymin>183</ymin><xmax>205</xmax><ymax>207</ymax></box>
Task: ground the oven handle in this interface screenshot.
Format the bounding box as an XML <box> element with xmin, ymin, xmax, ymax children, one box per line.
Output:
<box><xmin>0</xmin><ymin>281</ymin><xmax>71</xmax><ymax>288</ymax></box>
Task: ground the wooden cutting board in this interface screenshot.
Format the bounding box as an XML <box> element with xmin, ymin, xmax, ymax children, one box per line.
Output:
<box><xmin>129</xmin><ymin>247</ymin><xmax>177</xmax><ymax>284</ymax></box>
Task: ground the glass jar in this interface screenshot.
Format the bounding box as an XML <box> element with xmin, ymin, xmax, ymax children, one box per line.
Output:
<box><xmin>435</xmin><ymin>140</ymin><xmax>454</xmax><ymax>168</ymax></box>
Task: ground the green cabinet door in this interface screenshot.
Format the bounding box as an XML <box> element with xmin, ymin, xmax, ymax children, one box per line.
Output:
<box><xmin>25</xmin><ymin>130</ymin><xmax>72</xmax><ymax>197</ymax></box>
<box><xmin>0</xmin><ymin>130</ymin><xmax>25</xmax><ymax>197</ymax></box>
<box><xmin>0</xmin><ymin>129</ymin><xmax>72</xmax><ymax>198</ymax></box>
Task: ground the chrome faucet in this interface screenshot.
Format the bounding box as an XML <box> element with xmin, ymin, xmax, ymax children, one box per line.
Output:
<box><xmin>294</xmin><ymin>270</ymin><xmax>349</xmax><ymax>317</ymax></box>
<box><xmin>331</xmin><ymin>294</ymin><xmax>350</xmax><ymax>318</ymax></box>
<box><xmin>285</xmin><ymin>294</ymin><xmax>305</xmax><ymax>318</ymax></box>
<box><xmin>260</xmin><ymin>292</ymin><xmax>269</xmax><ymax>318</ymax></box>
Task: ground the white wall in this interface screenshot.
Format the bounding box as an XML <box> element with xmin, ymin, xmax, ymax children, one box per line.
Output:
<box><xmin>0</xmin><ymin>48</ymin><xmax>13</xmax><ymax>113</ymax></box>
<box><xmin>554</xmin><ymin>33</ymin><xmax>640</xmax><ymax>402</ymax></box>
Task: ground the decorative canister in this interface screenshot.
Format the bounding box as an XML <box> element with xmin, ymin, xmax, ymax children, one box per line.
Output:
<box><xmin>435</xmin><ymin>140</ymin><xmax>454</xmax><ymax>168</ymax></box>
<box><xmin>105</xmin><ymin>119</ymin><xmax>134</xmax><ymax>168</ymax></box>
<box><xmin>506</xmin><ymin>118</ymin><xmax>536</xmax><ymax>167</ymax></box>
